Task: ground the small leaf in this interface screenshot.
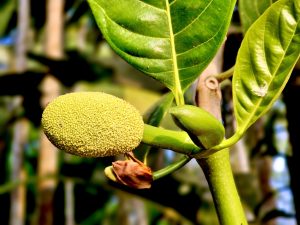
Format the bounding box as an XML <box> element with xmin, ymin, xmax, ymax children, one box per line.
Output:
<box><xmin>233</xmin><ymin>0</ymin><xmax>300</xmax><ymax>136</ymax></box>
<box><xmin>138</xmin><ymin>92</ymin><xmax>174</xmax><ymax>161</ymax></box>
<box><xmin>87</xmin><ymin>0</ymin><xmax>236</xmax><ymax>104</ymax></box>
<box><xmin>239</xmin><ymin>0</ymin><xmax>278</xmax><ymax>33</ymax></box>
<box><xmin>143</xmin><ymin>92</ymin><xmax>174</xmax><ymax>126</ymax></box>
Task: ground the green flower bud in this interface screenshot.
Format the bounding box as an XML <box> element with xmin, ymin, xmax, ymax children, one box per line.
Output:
<box><xmin>169</xmin><ymin>105</ymin><xmax>225</xmax><ymax>149</ymax></box>
<box><xmin>41</xmin><ymin>92</ymin><xmax>144</xmax><ymax>157</ymax></box>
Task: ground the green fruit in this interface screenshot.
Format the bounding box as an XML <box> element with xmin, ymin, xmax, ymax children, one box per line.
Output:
<box><xmin>169</xmin><ymin>105</ymin><xmax>225</xmax><ymax>149</ymax></box>
<box><xmin>41</xmin><ymin>92</ymin><xmax>144</xmax><ymax>157</ymax></box>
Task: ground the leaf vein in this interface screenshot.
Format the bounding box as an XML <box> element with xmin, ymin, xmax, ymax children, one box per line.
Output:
<box><xmin>174</xmin><ymin>0</ymin><xmax>214</xmax><ymax>37</ymax></box>
<box><xmin>262</xmin><ymin>19</ymin><xmax>272</xmax><ymax>76</ymax></box>
<box><xmin>136</xmin><ymin>0</ymin><xmax>165</xmax><ymax>11</ymax></box>
<box><xmin>100</xmin><ymin>7</ymin><xmax>169</xmax><ymax>40</ymax></box>
<box><xmin>254</xmin><ymin>1</ymin><xmax>261</xmax><ymax>18</ymax></box>
<box><xmin>176</xmin><ymin>24</ymin><xmax>223</xmax><ymax>56</ymax></box>
<box><xmin>146</xmin><ymin>59</ymin><xmax>209</xmax><ymax>75</ymax></box>
<box><xmin>170</xmin><ymin>0</ymin><xmax>177</xmax><ymax>6</ymax></box>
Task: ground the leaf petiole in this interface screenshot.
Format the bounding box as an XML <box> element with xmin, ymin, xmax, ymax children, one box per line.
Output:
<box><xmin>153</xmin><ymin>155</ymin><xmax>191</xmax><ymax>180</ymax></box>
<box><xmin>214</xmin><ymin>65</ymin><xmax>235</xmax><ymax>82</ymax></box>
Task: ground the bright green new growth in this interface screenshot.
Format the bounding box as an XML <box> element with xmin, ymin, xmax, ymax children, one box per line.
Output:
<box><xmin>169</xmin><ymin>105</ymin><xmax>225</xmax><ymax>149</ymax></box>
<box><xmin>41</xmin><ymin>92</ymin><xmax>144</xmax><ymax>157</ymax></box>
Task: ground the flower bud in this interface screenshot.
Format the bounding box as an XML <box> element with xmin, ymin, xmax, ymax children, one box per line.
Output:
<box><xmin>169</xmin><ymin>105</ymin><xmax>225</xmax><ymax>149</ymax></box>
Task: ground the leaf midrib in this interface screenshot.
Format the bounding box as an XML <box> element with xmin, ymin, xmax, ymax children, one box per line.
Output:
<box><xmin>165</xmin><ymin>0</ymin><xmax>183</xmax><ymax>105</ymax></box>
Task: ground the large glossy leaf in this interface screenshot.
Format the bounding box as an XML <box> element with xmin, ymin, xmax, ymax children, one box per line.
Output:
<box><xmin>87</xmin><ymin>0</ymin><xmax>236</xmax><ymax>104</ymax></box>
<box><xmin>233</xmin><ymin>0</ymin><xmax>300</xmax><ymax>135</ymax></box>
<box><xmin>239</xmin><ymin>0</ymin><xmax>278</xmax><ymax>33</ymax></box>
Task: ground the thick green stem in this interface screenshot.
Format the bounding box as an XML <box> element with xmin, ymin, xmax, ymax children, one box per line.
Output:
<box><xmin>142</xmin><ymin>124</ymin><xmax>201</xmax><ymax>155</ymax></box>
<box><xmin>197</xmin><ymin>149</ymin><xmax>248</xmax><ymax>225</ymax></box>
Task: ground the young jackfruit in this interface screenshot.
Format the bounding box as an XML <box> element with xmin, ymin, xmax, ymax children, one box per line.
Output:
<box><xmin>41</xmin><ymin>92</ymin><xmax>144</xmax><ymax>157</ymax></box>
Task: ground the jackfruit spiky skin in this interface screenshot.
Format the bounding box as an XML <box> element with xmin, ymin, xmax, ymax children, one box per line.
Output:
<box><xmin>41</xmin><ymin>92</ymin><xmax>144</xmax><ymax>157</ymax></box>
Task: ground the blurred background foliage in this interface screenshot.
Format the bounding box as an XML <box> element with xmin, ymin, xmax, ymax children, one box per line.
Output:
<box><xmin>0</xmin><ymin>0</ymin><xmax>299</xmax><ymax>225</ymax></box>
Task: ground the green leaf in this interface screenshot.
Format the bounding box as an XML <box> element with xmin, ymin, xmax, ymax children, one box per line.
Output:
<box><xmin>87</xmin><ymin>0</ymin><xmax>236</xmax><ymax>105</ymax></box>
<box><xmin>239</xmin><ymin>0</ymin><xmax>278</xmax><ymax>33</ymax></box>
<box><xmin>0</xmin><ymin>0</ymin><xmax>16</xmax><ymax>36</ymax></box>
<box><xmin>233</xmin><ymin>0</ymin><xmax>300</xmax><ymax>136</ymax></box>
<box><xmin>138</xmin><ymin>92</ymin><xmax>174</xmax><ymax>162</ymax></box>
<box><xmin>143</xmin><ymin>92</ymin><xmax>174</xmax><ymax>126</ymax></box>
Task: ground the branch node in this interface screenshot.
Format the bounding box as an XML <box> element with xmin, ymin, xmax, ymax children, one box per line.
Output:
<box><xmin>205</xmin><ymin>77</ymin><xmax>219</xmax><ymax>90</ymax></box>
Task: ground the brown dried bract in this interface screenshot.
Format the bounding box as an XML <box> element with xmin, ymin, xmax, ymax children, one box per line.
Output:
<box><xmin>112</xmin><ymin>152</ymin><xmax>153</xmax><ymax>189</ymax></box>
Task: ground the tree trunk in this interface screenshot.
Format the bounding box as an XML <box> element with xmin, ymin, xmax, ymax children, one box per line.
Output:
<box><xmin>283</xmin><ymin>74</ymin><xmax>300</xmax><ymax>224</ymax></box>
<box><xmin>10</xmin><ymin>119</ymin><xmax>29</xmax><ymax>225</ymax></box>
<box><xmin>65</xmin><ymin>180</ymin><xmax>75</xmax><ymax>225</ymax></box>
<box><xmin>116</xmin><ymin>193</ymin><xmax>148</xmax><ymax>225</ymax></box>
<box><xmin>36</xmin><ymin>0</ymin><xmax>64</xmax><ymax>224</ymax></box>
<box><xmin>9</xmin><ymin>0</ymin><xmax>30</xmax><ymax>224</ymax></box>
